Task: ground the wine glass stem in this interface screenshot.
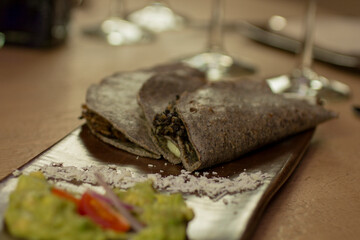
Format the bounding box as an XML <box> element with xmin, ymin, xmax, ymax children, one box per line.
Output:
<box><xmin>207</xmin><ymin>0</ymin><xmax>225</xmax><ymax>52</ymax></box>
<box><xmin>109</xmin><ymin>0</ymin><xmax>126</xmax><ymax>18</ymax></box>
<box><xmin>299</xmin><ymin>0</ymin><xmax>317</xmax><ymax>70</ymax></box>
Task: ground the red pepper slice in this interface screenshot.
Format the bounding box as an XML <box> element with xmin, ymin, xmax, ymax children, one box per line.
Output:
<box><xmin>51</xmin><ymin>187</ymin><xmax>80</xmax><ymax>205</ymax></box>
<box><xmin>78</xmin><ymin>191</ymin><xmax>130</xmax><ymax>232</ymax></box>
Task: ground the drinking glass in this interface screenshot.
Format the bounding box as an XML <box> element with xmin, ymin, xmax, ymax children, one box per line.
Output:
<box><xmin>83</xmin><ymin>0</ymin><xmax>153</xmax><ymax>46</ymax></box>
<box><xmin>266</xmin><ymin>0</ymin><xmax>350</xmax><ymax>99</ymax></box>
<box><xmin>126</xmin><ymin>0</ymin><xmax>186</xmax><ymax>33</ymax></box>
<box><xmin>182</xmin><ymin>0</ymin><xmax>256</xmax><ymax>81</ymax></box>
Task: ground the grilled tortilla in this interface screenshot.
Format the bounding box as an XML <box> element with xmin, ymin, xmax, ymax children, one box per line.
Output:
<box><xmin>137</xmin><ymin>71</ymin><xmax>207</xmax><ymax>163</ymax></box>
<box><xmin>82</xmin><ymin>63</ymin><xmax>205</xmax><ymax>158</ymax></box>
<box><xmin>151</xmin><ymin>80</ymin><xmax>337</xmax><ymax>171</ymax></box>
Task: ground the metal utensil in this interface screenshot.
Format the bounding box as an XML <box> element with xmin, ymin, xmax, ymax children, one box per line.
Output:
<box><xmin>238</xmin><ymin>20</ymin><xmax>360</xmax><ymax>71</ymax></box>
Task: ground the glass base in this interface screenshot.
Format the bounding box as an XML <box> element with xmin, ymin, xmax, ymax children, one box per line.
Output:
<box><xmin>182</xmin><ymin>51</ymin><xmax>256</xmax><ymax>81</ymax></box>
<box><xmin>266</xmin><ymin>68</ymin><xmax>351</xmax><ymax>100</ymax></box>
<box><xmin>127</xmin><ymin>2</ymin><xmax>186</xmax><ymax>33</ymax></box>
<box><xmin>83</xmin><ymin>17</ymin><xmax>153</xmax><ymax>46</ymax></box>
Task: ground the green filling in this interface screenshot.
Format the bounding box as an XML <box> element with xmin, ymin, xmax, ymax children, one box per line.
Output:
<box><xmin>5</xmin><ymin>172</ymin><xmax>193</xmax><ymax>240</ymax></box>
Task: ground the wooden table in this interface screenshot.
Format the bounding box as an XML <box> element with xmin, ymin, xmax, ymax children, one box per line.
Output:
<box><xmin>1</xmin><ymin>0</ymin><xmax>359</xmax><ymax>239</ymax></box>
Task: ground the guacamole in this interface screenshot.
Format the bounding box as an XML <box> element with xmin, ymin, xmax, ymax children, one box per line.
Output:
<box><xmin>4</xmin><ymin>172</ymin><xmax>193</xmax><ymax>240</ymax></box>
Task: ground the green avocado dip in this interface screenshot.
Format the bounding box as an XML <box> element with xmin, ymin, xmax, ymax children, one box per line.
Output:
<box><xmin>4</xmin><ymin>172</ymin><xmax>193</xmax><ymax>240</ymax></box>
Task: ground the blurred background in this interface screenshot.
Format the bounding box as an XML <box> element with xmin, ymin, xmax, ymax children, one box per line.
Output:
<box><xmin>0</xmin><ymin>2</ymin><xmax>359</xmax><ymax>239</ymax></box>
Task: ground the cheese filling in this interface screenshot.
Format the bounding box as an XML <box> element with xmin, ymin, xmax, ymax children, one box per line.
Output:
<box><xmin>167</xmin><ymin>140</ymin><xmax>181</xmax><ymax>158</ymax></box>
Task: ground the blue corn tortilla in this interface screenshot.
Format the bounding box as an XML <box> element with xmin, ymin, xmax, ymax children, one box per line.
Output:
<box><xmin>137</xmin><ymin>71</ymin><xmax>207</xmax><ymax>164</ymax></box>
<box><xmin>150</xmin><ymin>80</ymin><xmax>337</xmax><ymax>171</ymax></box>
<box><xmin>83</xmin><ymin>63</ymin><xmax>205</xmax><ymax>159</ymax></box>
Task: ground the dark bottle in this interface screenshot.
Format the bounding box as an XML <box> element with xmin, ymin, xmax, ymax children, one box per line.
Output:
<box><xmin>0</xmin><ymin>0</ymin><xmax>73</xmax><ymax>48</ymax></box>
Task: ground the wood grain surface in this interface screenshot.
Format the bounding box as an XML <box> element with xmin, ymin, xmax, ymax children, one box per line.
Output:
<box><xmin>0</xmin><ymin>0</ymin><xmax>359</xmax><ymax>239</ymax></box>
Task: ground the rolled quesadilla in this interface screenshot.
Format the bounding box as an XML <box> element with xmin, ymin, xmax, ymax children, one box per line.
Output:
<box><xmin>82</xmin><ymin>63</ymin><xmax>205</xmax><ymax>158</ymax></box>
<box><xmin>137</xmin><ymin>71</ymin><xmax>207</xmax><ymax>163</ymax></box>
<box><xmin>149</xmin><ymin>80</ymin><xmax>337</xmax><ymax>171</ymax></box>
